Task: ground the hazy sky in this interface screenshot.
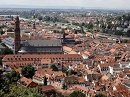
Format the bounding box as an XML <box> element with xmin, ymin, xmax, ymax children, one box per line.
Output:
<box><xmin>0</xmin><ymin>0</ymin><xmax>130</xmax><ymax>9</ymax></box>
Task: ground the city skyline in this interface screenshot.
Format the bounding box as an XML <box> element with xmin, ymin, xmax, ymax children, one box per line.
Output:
<box><xmin>0</xmin><ymin>0</ymin><xmax>130</xmax><ymax>9</ymax></box>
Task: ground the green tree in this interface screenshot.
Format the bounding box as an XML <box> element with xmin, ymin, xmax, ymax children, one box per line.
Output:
<box><xmin>43</xmin><ymin>76</ymin><xmax>47</xmax><ymax>86</ymax></box>
<box><xmin>127</xmin><ymin>30</ymin><xmax>130</xmax><ymax>37</ymax></box>
<box><xmin>0</xmin><ymin>59</ymin><xmax>2</xmax><ymax>66</ymax></box>
<box><xmin>50</xmin><ymin>64</ymin><xmax>58</xmax><ymax>71</ymax></box>
<box><xmin>0</xmin><ymin>90</ymin><xmax>4</xmax><ymax>97</ymax></box>
<box><xmin>6</xmin><ymin>70</ymin><xmax>20</xmax><ymax>83</ymax></box>
<box><xmin>80</xmin><ymin>26</ymin><xmax>85</xmax><ymax>33</ymax></box>
<box><xmin>44</xmin><ymin>16</ymin><xmax>51</xmax><ymax>21</ymax></box>
<box><xmin>38</xmin><ymin>16</ymin><xmax>43</xmax><ymax>21</ymax></box>
<box><xmin>95</xmin><ymin>93</ymin><xmax>106</xmax><ymax>97</ymax></box>
<box><xmin>1</xmin><ymin>43</ymin><xmax>6</xmax><ymax>47</ymax></box>
<box><xmin>0</xmin><ymin>29</ymin><xmax>5</xmax><ymax>35</ymax></box>
<box><xmin>1</xmin><ymin>47</ymin><xmax>13</xmax><ymax>54</ymax></box>
<box><xmin>7</xmin><ymin>84</ymin><xmax>22</xmax><ymax>97</ymax></box>
<box><xmin>116</xmin><ymin>16</ymin><xmax>122</xmax><ymax>21</ymax></box>
<box><xmin>0</xmin><ymin>74</ymin><xmax>4</xmax><ymax>89</ymax></box>
<box><xmin>61</xmin><ymin>82</ymin><xmax>67</xmax><ymax>90</ymax></box>
<box><xmin>69</xmin><ymin>91</ymin><xmax>85</xmax><ymax>97</ymax></box>
<box><xmin>7</xmin><ymin>28</ymin><xmax>13</xmax><ymax>32</ymax></box>
<box><xmin>66</xmin><ymin>70</ymin><xmax>77</xmax><ymax>76</ymax></box>
<box><xmin>20</xmin><ymin>87</ymin><xmax>45</xmax><ymax>97</ymax></box>
<box><xmin>0</xmin><ymin>71</ymin><xmax>10</xmax><ymax>93</ymax></box>
<box><xmin>21</xmin><ymin>64</ymin><xmax>35</xmax><ymax>78</ymax></box>
<box><xmin>1</xmin><ymin>84</ymin><xmax>45</xmax><ymax>97</ymax></box>
<box><xmin>0</xmin><ymin>69</ymin><xmax>3</xmax><ymax>74</ymax></box>
<box><xmin>87</xmin><ymin>22</ymin><xmax>93</xmax><ymax>29</ymax></box>
<box><xmin>115</xmin><ymin>31</ymin><xmax>123</xmax><ymax>36</ymax></box>
<box><xmin>62</xmin><ymin>67</ymin><xmax>67</xmax><ymax>73</ymax></box>
<box><xmin>122</xmin><ymin>39</ymin><xmax>129</xmax><ymax>43</ymax></box>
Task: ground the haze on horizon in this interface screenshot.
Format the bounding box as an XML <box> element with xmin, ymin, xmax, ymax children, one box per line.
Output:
<box><xmin>0</xmin><ymin>0</ymin><xmax>130</xmax><ymax>9</ymax></box>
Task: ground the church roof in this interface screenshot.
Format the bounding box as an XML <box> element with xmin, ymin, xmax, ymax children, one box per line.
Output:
<box><xmin>18</xmin><ymin>46</ymin><xmax>62</xmax><ymax>53</ymax></box>
<box><xmin>19</xmin><ymin>39</ymin><xmax>62</xmax><ymax>53</ymax></box>
<box><xmin>22</xmin><ymin>39</ymin><xmax>61</xmax><ymax>47</ymax></box>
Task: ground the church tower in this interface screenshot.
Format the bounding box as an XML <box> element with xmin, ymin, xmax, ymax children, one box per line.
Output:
<box><xmin>14</xmin><ymin>16</ymin><xmax>21</xmax><ymax>54</ymax></box>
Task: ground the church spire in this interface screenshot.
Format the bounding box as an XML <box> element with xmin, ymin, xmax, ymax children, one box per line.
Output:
<box><xmin>15</xmin><ymin>16</ymin><xmax>20</xmax><ymax>28</ymax></box>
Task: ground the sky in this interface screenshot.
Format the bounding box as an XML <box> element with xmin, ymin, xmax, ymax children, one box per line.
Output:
<box><xmin>0</xmin><ymin>0</ymin><xmax>130</xmax><ymax>9</ymax></box>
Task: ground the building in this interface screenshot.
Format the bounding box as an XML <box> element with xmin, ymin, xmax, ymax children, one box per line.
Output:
<box><xmin>2</xmin><ymin>54</ymin><xmax>83</xmax><ymax>71</ymax></box>
<box><xmin>14</xmin><ymin>16</ymin><xmax>63</xmax><ymax>54</ymax></box>
<box><xmin>41</xmin><ymin>85</ymin><xmax>56</xmax><ymax>97</ymax></box>
<box><xmin>19</xmin><ymin>40</ymin><xmax>63</xmax><ymax>54</ymax></box>
<box><xmin>58</xmin><ymin>32</ymin><xmax>82</xmax><ymax>45</ymax></box>
<box><xmin>17</xmin><ymin>77</ymin><xmax>38</xmax><ymax>88</ymax></box>
<box><xmin>14</xmin><ymin>16</ymin><xmax>21</xmax><ymax>54</ymax></box>
<box><xmin>2</xmin><ymin>37</ymin><xmax>14</xmax><ymax>50</ymax></box>
<box><xmin>33</xmin><ymin>68</ymin><xmax>66</xmax><ymax>84</ymax></box>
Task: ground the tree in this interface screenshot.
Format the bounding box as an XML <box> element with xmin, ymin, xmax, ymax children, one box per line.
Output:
<box><xmin>122</xmin><ymin>39</ymin><xmax>129</xmax><ymax>43</ymax></box>
<box><xmin>0</xmin><ymin>59</ymin><xmax>2</xmax><ymax>66</ymax></box>
<box><xmin>0</xmin><ymin>72</ymin><xmax>10</xmax><ymax>93</ymax></box>
<box><xmin>7</xmin><ymin>28</ymin><xmax>13</xmax><ymax>32</ymax></box>
<box><xmin>6</xmin><ymin>70</ymin><xmax>20</xmax><ymax>83</ymax></box>
<box><xmin>20</xmin><ymin>87</ymin><xmax>45</xmax><ymax>97</ymax></box>
<box><xmin>115</xmin><ymin>31</ymin><xmax>123</xmax><ymax>36</ymax></box>
<box><xmin>1</xmin><ymin>47</ymin><xmax>13</xmax><ymax>54</ymax></box>
<box><xmin>21</xmin><ymin>64</ymin><xmax>35</xmax><ymax>78</ymax></box>
<box><xmin>62</xmin><ymin>67</ymin><xmax>67</xmax><ymax>73</ymax></box>
<box><xmin>1</xmin><ymin>84</ymin><xmax>45</xmax><ymax>97</ymax></box>
<box><xmin>69</xmin><ymin>91</ymin><xmax>85</xmax><ymax>97</ymax></box>
<box><xmin>80</xmin><ymin>26</ymin><xmax>85</xmax><ymax>33</ymax></box>
<box><xmin>61</xmin><ymin>82</ymin><xmax>67</xmax><ymax>90</ymax></box>
<box><xmin>38</xmin><ymin>16</ymin><xmax>43</xmax><ymax>21</ymax></box>
<box><xmin>7</xmin><ymin>84</ymin><xmax>22</xmax><ymax>97</ymax></box>
<box><xmin>43</xmin><ymin>16</ymin><xmax>51</xmax><ymax>21</ymax></box>
<box><xmin>50</xmin><ymin>64</ymin><xmax>58</xmax><ymax>71</ymax></box>
<box><xmin>0</xmin><ymin>90</ymin><xmax>4</xmax><ymax>97</ymax></box>
<box><xmin>95</xmin><ymin>93</ymin><xmax>106</xmax><ymax>97</ymax></box>
<box><xmin>127</xmin><ymin>30</ymin><xmax>130</xmax><ymax>37</ymax></box>
<box><xmin>0</xmin><ymin>69</ymin><xmax>3</xmax><ymax>74</ymax></box>
<box><xmin>0</xmin><ymin>73</ymin><xmax>4</xmax><ymax>89</ymax></box>
<box><xmin>43</xmin><ymin>76</ymin><xmax>47</xmax><ymax>86</ymax></box>
<box><xmin>1</xmin><ymin>43</ymin><xmax>6</xmax><ymax>47</ymax></box>
<box><xmin>0</xmin><ymin>29</ymin><xmax>5</xmax><ymax>35</ymax></box>
<box><xmin>116</xmin><ymin>16</ymin><xmax>122</xmax><ymax>21</ymax></box>
<box><xmin>66</xmin><ymin>70</ymin><xmax>77</xmax><ymax>76</ymax></box>
<box><xmin>87</xmin><ymin>22</ymin><xmax>93</xmax><ymax>29</ymax></box>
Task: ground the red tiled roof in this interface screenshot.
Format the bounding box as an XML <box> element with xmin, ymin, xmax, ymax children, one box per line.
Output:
<box><xmin>3</xmin><ymin>54</ymin><xmax>83</xmax><ymax>62</ymax></box>
<box><xmin>18</xmin><ymin>77</ymin><xmax>32</xmax><ymax>87</ymax></box>
<box><xmin>41</xmin><ymin>85</ymin><xmax>55</xmax><ymax>92</ymax></box>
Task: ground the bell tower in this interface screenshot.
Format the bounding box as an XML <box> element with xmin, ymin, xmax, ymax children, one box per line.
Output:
<box><xmin>14</xmin><ymin>16</ymin><xmax>21</xmax><ymax>54</ymax></box>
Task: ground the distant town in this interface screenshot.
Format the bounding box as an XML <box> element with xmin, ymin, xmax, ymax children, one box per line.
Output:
<box><xmin>1</xmin><ymin>8</ymin><xmax>130</xmax><ymax>97</ymax></box>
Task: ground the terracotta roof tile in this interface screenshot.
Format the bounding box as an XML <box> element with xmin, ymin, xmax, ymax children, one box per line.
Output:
<box><xmin>41</xmin><ymin>85</ymin><xmax>55</xmax><ymax>92</ymax></box>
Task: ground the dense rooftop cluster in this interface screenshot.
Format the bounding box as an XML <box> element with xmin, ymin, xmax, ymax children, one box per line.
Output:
<box><xmin>0</xmin><ymin>10</ymin><xmax>130</xmax><ymax>97</ymax></box>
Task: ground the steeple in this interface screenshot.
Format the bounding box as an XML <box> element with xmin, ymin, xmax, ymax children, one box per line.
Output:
<box><xmin>14</xmin><ymin>16</ymin><xmax>21</xmax><ymax>54</ymax></box>
<box><xmin>15</xmin><ymin>16</ymin><xmax>20</xmax><ymax>30</ymax></box>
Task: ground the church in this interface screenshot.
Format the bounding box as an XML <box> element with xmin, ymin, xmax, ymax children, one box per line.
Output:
<box><xmin>14</xmin><ymin>16</ymin><xmax>63</xmax><ymax>54</ymax></box>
